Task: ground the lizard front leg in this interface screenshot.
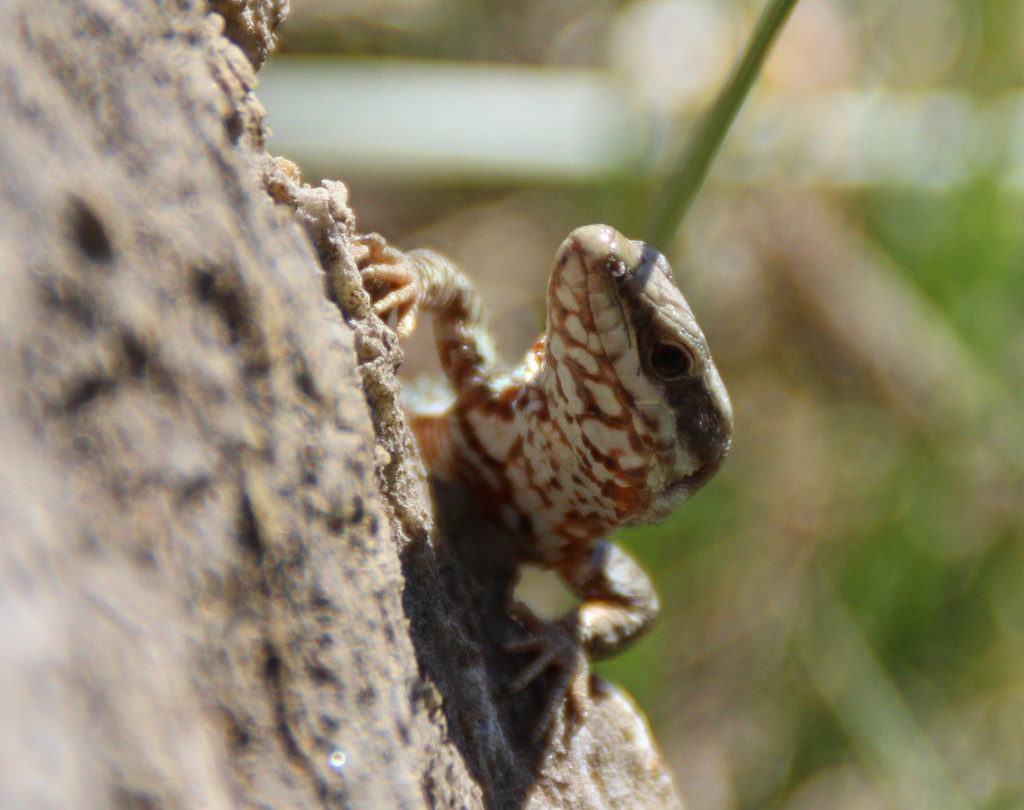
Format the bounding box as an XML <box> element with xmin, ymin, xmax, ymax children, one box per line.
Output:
<box><xmin>356</xmin><ymin>233</ymin><xmax>498</xmax><ymax>390</ymax></box>
<box><xmin>357</xmin><ymin>234</ymin><xmax>509</xmax><ymax>476</ymax></box>
<box><xmin>509</xmin><ymin>540</ymin><xmax>659</xmax><ymax>740</ymax></box>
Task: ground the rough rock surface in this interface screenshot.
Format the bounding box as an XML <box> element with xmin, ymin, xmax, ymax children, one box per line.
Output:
<box><xmin>0</xmin><ymin>0</ymin><xmax>683</xmax><ymax>807</ymax></box>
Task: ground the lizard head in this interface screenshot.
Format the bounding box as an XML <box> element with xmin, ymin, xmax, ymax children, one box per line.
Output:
<box><xmin>544</xmin><ymin>224</ymin><xmax>733</xmax><ymax>523</ymax></box>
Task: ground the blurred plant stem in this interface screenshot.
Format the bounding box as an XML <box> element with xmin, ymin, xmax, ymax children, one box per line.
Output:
<box><xmin>798</xmin><ymin>569</ymin><xmax>972</xmax><ymax>810</ymax></box>
<box><xmin>645</xmin><ymin>0</ymin><xmax>801</xmax><ymax>249</ymax></box>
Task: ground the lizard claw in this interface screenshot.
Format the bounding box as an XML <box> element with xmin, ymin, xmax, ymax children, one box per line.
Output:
<box><xmin>354</xmin><ymin>233</ymin><xmax>423</xmax><ymax>339</ymax></box>
<box><xmin>360</xmin><ymin>266</ymin><xmax>422</xmax><ymax>339</ymax></box>
<box><xmin>507</xmin><ymin>608</ymin><xmax>592</xmax><ymax>745</ymax></box>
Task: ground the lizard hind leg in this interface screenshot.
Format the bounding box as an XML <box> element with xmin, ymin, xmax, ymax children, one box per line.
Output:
<box><xmin>507</xmin><ymin>605</ymin><xmax>594</xmax><ymax>746</ymax></box>
<box><xmin>507</xmin><ymin>540</ymin><xmax>659</xmax><ymax>745</ymax></box>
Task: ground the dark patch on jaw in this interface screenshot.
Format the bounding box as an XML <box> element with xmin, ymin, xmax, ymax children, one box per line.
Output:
<box><xmin>667</xmin><ymin>380</ymin><xmax>731</xmax><ymax>469</ymax></box>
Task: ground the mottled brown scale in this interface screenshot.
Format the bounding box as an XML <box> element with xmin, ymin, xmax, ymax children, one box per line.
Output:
<box><xmin>359</xmin><ymin>225</ymin><xmax>733</xmax><ymax>739</ymax></box>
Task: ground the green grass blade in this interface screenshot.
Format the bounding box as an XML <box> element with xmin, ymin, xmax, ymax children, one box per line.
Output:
<box><xmin>646</xmin><ymin>0</ymin><xmax>802</xmax><ymax>248</ymax></box>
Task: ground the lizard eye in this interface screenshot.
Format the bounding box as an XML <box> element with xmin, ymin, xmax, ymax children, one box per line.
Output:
<box><xmin>648</xmin><ymin>340</ymin><xmax>696</xmax><ymax>381</ymax></box>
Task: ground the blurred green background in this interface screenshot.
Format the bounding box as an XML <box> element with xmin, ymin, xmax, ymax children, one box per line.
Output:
<box><xmin>263</xmin><ymin>1</ymin><xmax>1024</xmax><ymax>807</ymax></box>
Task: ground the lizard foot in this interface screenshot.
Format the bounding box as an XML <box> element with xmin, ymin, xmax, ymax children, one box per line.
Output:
<box><xmin>354</xmin><ymin>233</ymin><xmax>423</xmax><ymax>339</ymax></box>
<box><xmin>507</xmin><ymin>605</ymin><xmax>592</xmax><ymax>747</ymax></box>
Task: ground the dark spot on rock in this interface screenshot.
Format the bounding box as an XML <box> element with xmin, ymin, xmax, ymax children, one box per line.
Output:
<box><xmin>225</xmin><ymin>110</ymin><xmax>243</xmax><ymax>143</ymax></box>
<box><xmin>264</xmin><ymin>646</ymin><xmax>281</xmax><ymax>681</ymax></box>
<box><xmin>237</xmin><ymin>490</ymin><xmax>263</xmax><ymax>560</ymax></box>
<box><xmin>263</xmin><ymin>644</ymin><xmax>304</xmax><ymax>761</ymax></box>
<box><xmin>68</xmin><ymin>197</ymin><xmax>114</xmax><ymax>263</ymax></box>
<box><xmin>71</xmin><ymin>432</ymin><xmax>96</xmax><ymax>457</ymax></box>
<box><xmin>295</xmin><ymin>363</ymin><xmax>318</xmax><ymax>402</ymax></box>
<box><xmin>310</xmin><ymin>589</ymin><xmax>332</xmax><ymax>611</ymax></box>
<box><xmin>36</xmin><ymin>275</ymin><xmax>96</xmax><ymax>327</ymax></box>
<box><xmin>286</xmin><ymin>530</ymin><xmax>308</xmax><ymax>568</ymax></box>
<box><xmin>350</xmin><ymin>495</ymin><xmax>364</xmax><ymax>525</ymax></box>
<box><xmin>63</xmin><ymin>376</ymin><xmax>111</xmax><ymax>411</ymax></box>
<box><xmin>109</xmin><ymin>786</ymin><xmax>158</xmax><ymax>810</ymax></box>
<box><xmin>191</xmin><ymin>263</ymin><xmax>246</xmax><ymax>345</ymax></box>
<box><xmin>223</xmin><ymin>709</ymin><xmax>253</xmax><ymax>751</ymax></box>
<box><xmin>120</xmin><ymin>330</ymin><xmax>147</xmax><ymax>377</ymax></box>
<box><xmin>421</xmin><ymin>774</ymin><xmax>439</xmax><ymax>810</ymax></box>
<box><xmin>308</xmin><ymin>663</ymin><xmax>338</xmax><ymax>687</ymax></box>
<box><xmin>131</xmin><ymin>545</ymin><xmax>158</xmax><ymax>569</ymax></box>
<box><xmin>301</xmin><ymin>445</ymin><xmax>320</xmax><ymax>485</ymax></box>
<box><xmin>180</xmin><ymin>474</ymin><xmax>212</xmax><ymax>503</ymax></box>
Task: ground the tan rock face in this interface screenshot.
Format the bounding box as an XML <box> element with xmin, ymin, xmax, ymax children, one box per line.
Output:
<box><xmin>0</xmin><ymin>1</ymin><xmax>686</xmax><ymax>808</ymax></box>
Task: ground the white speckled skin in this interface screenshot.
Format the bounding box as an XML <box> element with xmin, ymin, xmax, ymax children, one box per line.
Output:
<box><xmin>360</xmin><ymin>224</ymin><xmax>732</xmax><ymax>733</ymax></box>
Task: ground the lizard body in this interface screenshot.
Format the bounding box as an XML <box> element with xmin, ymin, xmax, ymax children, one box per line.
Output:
<box><xmin>359</xmin><ymin>224</ymin><xmax>732</xmax><ymax>734</ymax></box>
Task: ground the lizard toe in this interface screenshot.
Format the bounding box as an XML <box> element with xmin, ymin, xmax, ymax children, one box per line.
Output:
<box><xmin>507</xmin><ymin>616</ymin><xmax>592</xmax><ymax>744</ymax></box>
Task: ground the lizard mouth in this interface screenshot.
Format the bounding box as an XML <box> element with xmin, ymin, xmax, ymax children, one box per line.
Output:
<box><xmin>683</xmin><ymin>451</ymin><xmax>726</xmax><ymax>491</ymax></box>
<box><xmin>665</xmin><ymin>431</ymin><xmax>731</xmax><ymax>503</ymax></box>
<box><xmin>639</xmin><ymin>455</ymin><xmax>727</xmax><ymax>524</ymax></box>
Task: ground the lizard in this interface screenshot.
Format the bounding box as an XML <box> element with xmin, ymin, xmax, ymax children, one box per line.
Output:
<box><xmin>357</xmin><ymin>223</ymin><xmax>733</xmax><ymax>738</ymax></box>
